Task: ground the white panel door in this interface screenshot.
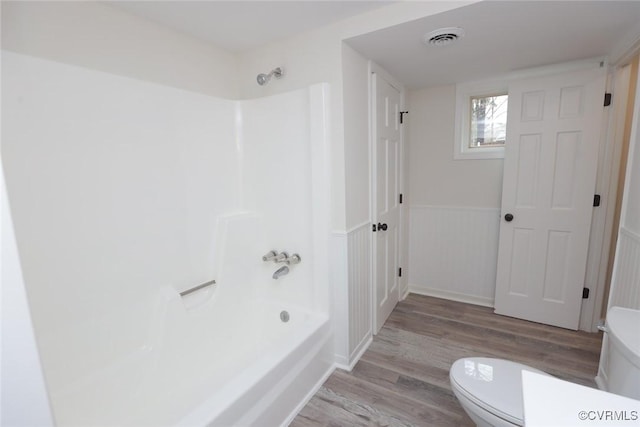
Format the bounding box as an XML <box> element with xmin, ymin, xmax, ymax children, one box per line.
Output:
<box><xmin>373</xmin><ymin>72</ymin><xmax>401</xmax><ymax>333</ymax></box>
<box><xmin>494</xmin><ymin>67</ymin><xmax>606</xmax><ymax>330</ymax></box>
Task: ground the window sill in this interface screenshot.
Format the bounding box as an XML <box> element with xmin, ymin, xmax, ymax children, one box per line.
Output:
<box><xmin>454</xmin><ymin>146</ymin><xmax>504</xmax><ymax>160</ymax></box>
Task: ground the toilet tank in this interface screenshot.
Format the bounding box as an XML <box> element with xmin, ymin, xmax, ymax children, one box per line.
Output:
<box><xmin>604</xmin><ymin>306</ymin><xmax>640</xmax><ymax>399</ymax></box>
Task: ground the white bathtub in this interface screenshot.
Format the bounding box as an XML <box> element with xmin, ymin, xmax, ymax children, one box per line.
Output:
<box><xmin>51</xmin><ymin>297</ymin><xmax>332</xmax><ymax>426</ymax></box>
<box><xmin>181</xmin><ymin>301</ymin><xmax>333</xmax><ymax>427</ymax></box>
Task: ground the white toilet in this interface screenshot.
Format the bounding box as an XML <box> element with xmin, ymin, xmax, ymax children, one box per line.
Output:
<box><xmin>449</xmin><ymin>306</ymin><xmax>640</xmax><ymax>427</ymax></box>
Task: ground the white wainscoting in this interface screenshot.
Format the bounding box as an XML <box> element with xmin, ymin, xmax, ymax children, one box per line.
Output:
<box><xmin>409</xmin><ymin>206</ymin><xmax>501</xmax><ymax>307</ymax></box>
<box><xmin>347</xmin><ymin>223</ymin><xmax>372</xmax><ymax>365</ymax></box>
<box><xmin>330</xmin><ymin>231</ymin><xmax>349</xmax><ymax>368</ymax></box>
<box><xmin>608</xmin><ymin>227</ymin><xmax>640</xmax><ymax>310</ymax></box>
<box><xmin>331</xmin><ymin>222</ymin><xmax>372</xmax><ymax>370</ymax></box>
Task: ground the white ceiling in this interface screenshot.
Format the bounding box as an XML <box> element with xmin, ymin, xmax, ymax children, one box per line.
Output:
<box><xmin>347</xmin><ymin>1</ymin><xmax>640</xmax><ymax>89</ymax></box>
<box><xmin>107</xmin><ymin>1</ymin><xmax>640</xmax><ymax>89</ymax></box>
<box><xmin>107</xmin><ymin>1</ymin><xmax>393</xmax><ymax>53</ymax></box>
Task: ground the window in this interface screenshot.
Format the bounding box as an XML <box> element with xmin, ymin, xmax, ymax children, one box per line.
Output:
<box><xmin>469</xmin><ymin>94</ymin><xmax>508</xmax><ymax>147</ymax></box>
<box><xmin>454</xmin><ymin>80</ymin><xmax>508</xmax><ymax>159</ymax></box>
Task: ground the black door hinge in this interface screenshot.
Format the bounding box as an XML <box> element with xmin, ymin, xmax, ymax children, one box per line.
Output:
<box><xmin>582</xmin><ymin>287</ymin><xmax>590</xmax><ymax>299</ymax></box>
<box><xmin>593</xmin><ymin>194</ymin><xmax>601</xmax><ymax>207</ymax></box>
<box><xmin>399</xmin><ymin>111</ymin><xmax>409</xmax><ymax>124</ymax></box>
<box><xmin>398</xmin><ymin>267</ymin><xmax>402</xmax><ymax>277</ymax></box>
<box><xmin>604</xmin><ymin>93</ymin><xmax>612</xmax><ymax>107</ymax></box>
<box><xmin>399</xmin><ymin>193</ymin><xmax>403</xmax><ymax>204</ymax></box>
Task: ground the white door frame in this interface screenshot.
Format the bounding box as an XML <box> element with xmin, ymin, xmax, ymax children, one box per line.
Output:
<box><xmin>580</xmin><ymin>63</ymin><xmax>632</xmax><ymax>331</ymax></box>
<box><xmin>581</xmin><ymin>47</ymin><xmax>640</xmax><ymax>331</ymax></box>
<box><xmin>368</xmin><ymin>61</ymin><xmax>407</xmax><ymax>333</ymax></box>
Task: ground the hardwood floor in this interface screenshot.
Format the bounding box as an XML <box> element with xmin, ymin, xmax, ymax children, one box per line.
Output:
<box><xmin>291</xmin><ymin>294</ymin><xmax>603</xmax><ymax>427</ymax></box>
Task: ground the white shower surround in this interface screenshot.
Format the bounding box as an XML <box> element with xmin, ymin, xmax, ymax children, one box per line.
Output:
<box><xmin>2</xmin><ymin>51</ymin><xmax>332</xmax><ymax>426</ymax></box>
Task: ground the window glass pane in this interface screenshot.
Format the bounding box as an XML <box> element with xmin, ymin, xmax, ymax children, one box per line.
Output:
<box><xmin>469</xmin><ymin>94</ymin><xmax>508</xmax><ymax>148</ymax></box>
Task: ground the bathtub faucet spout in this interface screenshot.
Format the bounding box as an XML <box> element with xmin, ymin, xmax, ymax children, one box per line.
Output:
<box><xmin>272</xmin><ymin>265</ymin><xmax>289</xmax><ymax>280</ymax></box>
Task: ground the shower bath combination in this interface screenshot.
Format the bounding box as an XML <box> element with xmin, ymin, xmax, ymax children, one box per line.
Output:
<box><xmin>4</xmin><ymin>49</ymin><xmax>331</xmax><ymax>427</ymax></box>
<box><xmin>256</xmin><ymin>67</ymin><xmax>284</xmax><ymax>85</ymax></box>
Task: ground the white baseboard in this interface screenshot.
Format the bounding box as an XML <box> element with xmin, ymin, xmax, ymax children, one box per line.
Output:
<box><xmin>280</xmin><ymin>362</ymin><xmax>336</xmax><ymax>427</ymax></box>
<box><xmin>349</xmin><ymin>335</ymin><xmax>372</xmax><ymax>371</ymax></box>
<box><xmin>594</xmin><ymin>373</ymin><xmax>607</xmax><ymax>392</ymax></box>
<box><xmin>333</xmin><ymin>361</ymin><xmax>350</xmax><ymax>371</ymax></box>
<box><xmin>334</xmin><ymin>335</ymin><xmax>372</xmax><ymax>372</ymax></box>
<box><xmin>333</xmin><ymin>353</ymin><xmax>349</xmax><ymax>368</ymax></box>
<box><xmin>409</xmin><ymin>284</ymin><xmax>494</xmax><ymax>308</ymax></box>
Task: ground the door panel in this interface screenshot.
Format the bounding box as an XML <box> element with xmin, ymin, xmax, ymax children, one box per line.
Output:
<box><xmin>515</xmin><ymin>134</ymin><xmax>541</xmax><ymax>208</ymax></box>
<box><xmin>494</xmin><ymin>67</ymin><xmax>605</xmax><ymax>330</ymax></box>
<box><xmin>551</xmin><ymin>132</ymin><xmax>580</xmax><ymax>208</ymax></box>
<box><xmin>373</xmin><ymin>72</ymin><xmax>401</xmax><ymax>333</ymax></box>
<box><xmin>508</xmin><ymin>228</ymin><xmax>534</xmax><ymax>297</ymax></box>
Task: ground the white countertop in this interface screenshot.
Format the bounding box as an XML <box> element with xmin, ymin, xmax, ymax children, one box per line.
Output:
<box><xmin>522</xmin><ymin>371</ymin><xmax>640</xmax><ymax>426</ymax></box>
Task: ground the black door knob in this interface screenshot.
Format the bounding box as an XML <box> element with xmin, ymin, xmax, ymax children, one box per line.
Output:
<box><xmin>377</xmin><ymin>222</ymin><xmax>388</xmax><ymax>231</ymax></box>
<box><xmin>504</xmin><ymin>213</ymin><xmax>514</xmax><ymax>222</ymax></box>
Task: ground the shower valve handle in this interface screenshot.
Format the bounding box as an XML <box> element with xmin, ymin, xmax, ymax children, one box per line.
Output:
<box><xmin>274</xmin><ymin>252</ymin><xmax>289</xmax><ymax>263</ymax></box>
<box><xmin>288</xmin><ymin>254</ymin><xmax>301</xmax><ymax>265</ymax></box>
<box><xmin>262</xmin><ymin>250</ymin><xmax>278</xmax><ymax>262</ymax></box>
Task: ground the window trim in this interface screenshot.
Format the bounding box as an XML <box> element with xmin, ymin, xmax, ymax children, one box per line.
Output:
<box><xmin>454</xmin><ymin>79</ymin><xmax>508</xmax><ymax>160</ymax></box>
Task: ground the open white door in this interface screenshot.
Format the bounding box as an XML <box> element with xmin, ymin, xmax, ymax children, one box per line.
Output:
<box><xmin>494</xmin><ymin>67</ymin><xmax>606</xmax><ymax>330</ymax></box>
<box><xmin>372</xmin><ymin>70</ymin><xmax>401</xmax><ymax>333</ymax></box>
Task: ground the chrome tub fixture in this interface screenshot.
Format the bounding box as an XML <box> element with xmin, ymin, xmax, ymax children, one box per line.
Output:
<box><xmin>256</xmin><ymin>67</ymin><xmax>283</xmax><ymax>86</ymax></box>
<box><xmin>272</xmin><ymin>265</ymin><xmax>289</xmax><ymax>280</ymax></box>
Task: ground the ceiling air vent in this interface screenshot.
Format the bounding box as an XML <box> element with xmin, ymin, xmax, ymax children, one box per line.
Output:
<box><xmin>423</xmin><ymin>27</ymin><xmax>465</xmax><ymax>47</ymax></box>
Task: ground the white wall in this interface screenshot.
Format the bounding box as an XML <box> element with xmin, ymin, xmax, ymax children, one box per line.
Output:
<box><xmin>406</xmin><ymin>85</ymin><xmax>503</xmax><ymax>303</ymax></box>
<box><xmin>408</xmin><ymin>85</ymin><xmax>504</xmax><ymax>208</ymax></box>
<box><xmin>1</xmin><ymin>1</ymin><xmax>239</xmax><ymax>99</ymax></box>
<box><xmin>342</xmin><ymin>44</ymin><xmax>371</xmax><ymax>228</ymax></box>
<box><xmin>332</xmin><ymin>45</ymin><xmax>371</xmax><ymax>367</ymax></box>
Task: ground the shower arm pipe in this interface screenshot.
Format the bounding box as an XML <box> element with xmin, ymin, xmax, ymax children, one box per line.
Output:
<box><xmin>179</xmin><ymin>279</ymin><xmax>216</xmax><ymax>297</ymax></box>
<box><xmin>256</xmin><ymin>67</ymin><xmax>284</xmax><ymax>86</ymax></box>
<box><xmin>267</xmin><ymin>67</ymin><xmax>283</xmax><ymax>79</ymax></box>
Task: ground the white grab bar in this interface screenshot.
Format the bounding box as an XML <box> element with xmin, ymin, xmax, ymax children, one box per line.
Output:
<box><xmin>179</xmin><ymin>280</ymin><xmax>216</xmax><ymax>297</ymax></box>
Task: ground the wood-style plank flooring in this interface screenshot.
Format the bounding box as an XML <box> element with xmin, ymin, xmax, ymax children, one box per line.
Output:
<box><xmin>291</xmin><ymin>294</ymin><xmax>603</xmax><ymax>427</ymax></box>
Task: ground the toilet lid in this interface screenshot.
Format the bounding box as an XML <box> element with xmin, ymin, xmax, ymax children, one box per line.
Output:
<box><xmin>450</xmin><ymin>357</ymin><xmax>549</xmax><ymax>425</ymax></box>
